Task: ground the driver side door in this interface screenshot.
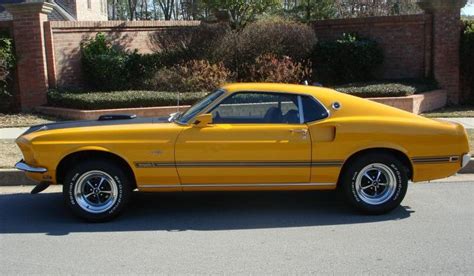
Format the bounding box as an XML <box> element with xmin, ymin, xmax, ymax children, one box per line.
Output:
<box><xmin>174</xmin><ymin>92</ymin><xmax>312</xmax><ymax>187</ymax></box>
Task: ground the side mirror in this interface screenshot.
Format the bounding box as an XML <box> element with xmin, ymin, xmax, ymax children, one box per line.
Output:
<box><xmin>193</xmin><ymin>113</ymin><xmax>213</xmax><ymax>127</ymax></box>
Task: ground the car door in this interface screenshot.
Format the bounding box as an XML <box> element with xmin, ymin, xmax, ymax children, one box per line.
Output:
<box><xmin>174</xmin><ymin>92</ymin><xmax>312</xmax><ymax>187</ymax></box>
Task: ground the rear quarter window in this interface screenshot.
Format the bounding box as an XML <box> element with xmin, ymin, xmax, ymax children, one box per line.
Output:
<box><xmin>302</xmin><ymin>96</ymin><xmax>329</xmax><ymax>123</ymax></box>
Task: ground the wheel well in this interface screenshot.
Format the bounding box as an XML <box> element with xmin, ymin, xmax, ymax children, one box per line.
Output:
<box><xmin>339</xmin><ymin>148</ymin><xmax>413</xmax><ymax>183</ymax></box>
<box><xmin>56</xmin><ymin>150</ymin><xmax>136</xmax><ymax>188</ymax></box>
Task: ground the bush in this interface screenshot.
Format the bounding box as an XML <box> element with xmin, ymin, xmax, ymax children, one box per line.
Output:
<box><xmin>311</xmin><ymin>33</ymin><xmax>383</xmax><ymax>85</ymax></box>
<box><xmin>461</xmin><ymin>20</ymin><xmax>474</xmax><ymax>104</ymax></box>
<box><xmin>249</xmin><ymin>54</ymin><xmax>311</xmax><ymax>83</ymax></box>
<box><xmin>334</xmin><ymin>79</ymin><xmax>438</xmax><ymax>98</ymax></box>
<box><xmin>81</xmin><ymin>33</ymin><xmax>159</xmax><ymax>91</ymax></box>
<box><xmin>0</xmin><ymin>34</ymin><xmax>15</xmax><ymax>113</ymax></box>
<box><xmin>151</xmin><ymin>60</ymin><xmax>232</xmax><ymax>92</ymax></box>
<box><xmin>47</xmin><ymin>90</ymin><xmax>207</xmax><ymax>110</ymax></box>
<box><xmin>213</xmin><ymin>18</ymin><xmax>317</xmax><ymax>79</ymax></box>
<box><xmin>150</xmin><ymin>23</ymin><xmax>230</xmax><ymax>66</ymax></box>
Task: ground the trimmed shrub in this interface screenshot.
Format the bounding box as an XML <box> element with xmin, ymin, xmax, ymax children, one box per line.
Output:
<box><xmin>249</xmin><ymin>54</ymin><xmax>311</xmax><ymax>83</ymax></box>
<box><xmin>0</xmin><ymin>34</ymin><xmax>15</xmax><ymax>113</ymax></box>
<box><xmin>213</xmin><ymin>18</ymin><xmax>317</xmax><ymax>79</ymax></box>
<box><xmin>47</xmin><ymin>90</ymin><xmax>207</xmax><ymax>110</ymax></box>
<box><xmin>150</xmin><ymin>23</ymin><xmax>230</xmax><ymax>66</ymax></box>
<box><xmin>311</xmin><ymin>33</ymin><xmax>383</xmax><ymax>85</ymax></box>
<box><xmin>46</xmin><ymin>79</ymin><xmax>437</xmax><ymax>110</ymax></box>
<box><xmin>334</xmin><ymin>79</ymin><xmax>438</xmax><ymax>98</ymax></box>
<box><xmin>81</xmin><ymin>33</ymin><xmax>159</xmax><ymax>91</ymax></box>
<box><xmin>461</xmin><ymin>20</ymin><xmax>474</xmax><ymax>103</ymax></box>
<box><xmin>151</xmin><ymin>60</ymin><xmax>232</xmax><ymax>92</ymax></box>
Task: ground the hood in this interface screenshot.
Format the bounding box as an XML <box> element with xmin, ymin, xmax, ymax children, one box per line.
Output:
<box><xmin>21</xmin><ymin>116</ymin><xmax>170</xmax><ymax>136</ymax></box>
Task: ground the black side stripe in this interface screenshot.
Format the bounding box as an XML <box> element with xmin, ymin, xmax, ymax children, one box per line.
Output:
<box><xmin>411</xmin><ymin>156</ymin><xmax>460</xmax><ymax>164</ymax></box>
<box><xmin>134</xmin><ymin>161</ymin><xmax>344</xmax><ymax>168</ymax></box>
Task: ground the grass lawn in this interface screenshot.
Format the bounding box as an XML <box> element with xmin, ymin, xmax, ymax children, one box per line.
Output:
<box><xmin>0</xmin><ymin>113</ymin><xmax>58</xmax><ymax>128</ymax></box>
<box><xmin>423</xmin><ymin>105</ymin><xmax>474</xmax><ymax>118</ymax></box>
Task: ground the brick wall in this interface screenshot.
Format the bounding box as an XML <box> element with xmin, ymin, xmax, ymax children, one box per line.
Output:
<box><xmin>2</xmin><ymin>1</ymin><xmax>467</xmax><ymax>110</ymax></box>
<box><xmin>48</xmin><ymin>20</ymin><xmax>200</xmax><ymax>88</ymax></box>
<box><xmin>430</xmin><ymin>10</ymin><xmax>463</xmax><ymax>104</ymax></box>
<box><xmin>49</xmin><ymin>16</ymin><xmax>433</xmax><ymax>90</ymax></box>
<box><xmin>6</xmin><ymin>3</ymin><xmax>52</xmax><ymax>110</ymax></box>
<box><xmin>311</xmin><ymin>14</ymin><xmax>432</xmax><ymax>80</ymax></box>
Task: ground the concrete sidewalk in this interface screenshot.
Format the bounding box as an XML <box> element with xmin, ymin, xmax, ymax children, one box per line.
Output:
<box><xmin>0</xmin><ymin>127</ymin><xmax>27</xmax><ymax>140</ymax></box>
<box><xmin>437</xmin><ymin>117</ymin><xmax>474</xmax><ymax>129</ymax></box>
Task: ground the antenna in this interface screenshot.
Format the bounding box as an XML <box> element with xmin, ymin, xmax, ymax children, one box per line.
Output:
<box><xmin>177</xmin><ymin>91</ymin><xmax>180</xmax><ymax>113</ymax></box>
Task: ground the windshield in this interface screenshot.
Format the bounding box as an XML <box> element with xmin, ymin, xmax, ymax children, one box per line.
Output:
<box><xmin>177</xmin><ymin>90</ymin><xmax>225</xmax><ymax>124</ymax></box>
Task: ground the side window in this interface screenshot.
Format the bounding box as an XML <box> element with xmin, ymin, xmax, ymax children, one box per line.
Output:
<box><xmin>301</xmin><ymin>96</ymin><xmax>329</xmax><ymax>123</ymax></box>
<box><xmin>211</xmin><ymin>92</ymin><xmax>301</xmax><ymax>124</ymax></box>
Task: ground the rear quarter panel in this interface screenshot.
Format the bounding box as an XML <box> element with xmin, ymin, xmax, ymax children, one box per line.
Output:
<box><xmin>308</xmin><ymin>116</ymin><xmax>469</xmax><ymax>183</ymax></box>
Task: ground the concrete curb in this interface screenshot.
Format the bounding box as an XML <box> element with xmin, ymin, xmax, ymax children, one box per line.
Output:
<box><xmin>1</xmin><ymin>159</ymin><xmax>473</xmax><ymax>186</ymax></box>
<box><xmin>0</xmin><ymin>169</ymin><xmax>36</xmax><ymax>186</ymax></box>
<box><xmin>459</xmin><ymin>158</ymin><xmax>474</xmax><ymax>174</ymax></box>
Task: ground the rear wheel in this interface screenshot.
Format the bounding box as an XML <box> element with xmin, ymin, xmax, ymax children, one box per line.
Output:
<box><xmin>63</xmin><ymin>160</ymin><xmax>132</xmax><ymax>222</ymax></box>
<box><xmin>341</xmin><ymin>153</ymin><xmax>408</xmax><ymax>214</ymax></box>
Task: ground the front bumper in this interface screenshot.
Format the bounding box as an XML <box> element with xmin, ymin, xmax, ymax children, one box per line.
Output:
<box><xmin>461</xmin><ymin>153</ymin><xmax>472</xmax><ymax>169</ymax></box>
<box><xmin>15</xmin><ymin>160</ymin><xmax>47</xmax><ymax>173</ymax></box>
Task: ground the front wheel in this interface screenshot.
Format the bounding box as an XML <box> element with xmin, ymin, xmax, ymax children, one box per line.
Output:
<box><xmin>341</xmin><ymin>153</ymin><xmax>408</xmax><ymax>215</ymax></box>
<box><xmin>63</xmin><ymin>160</ymin><xmax>132</xmax><ymax>222</ymax></box>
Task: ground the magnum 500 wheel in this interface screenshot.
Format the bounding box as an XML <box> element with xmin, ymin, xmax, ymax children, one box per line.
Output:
<box><xmin>341</xmin><ymin>153</ymin><xmax>408</xmax><ymax>215</ymax></box>
<box><xmin>63</xmin><ymin>160</ymin><xmax>132</xmax><ymax>222</ymax></box>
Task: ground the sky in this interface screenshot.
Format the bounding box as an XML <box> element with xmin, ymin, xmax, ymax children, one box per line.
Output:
<box><xmin>1</xmin><ymin>1</ymin><xmax>474</xmax><ymax>16</ymax></box>
<box><xmin>462</xmin><ymin>5</ymin><xmax>474</xmax><ymax>16</ymax></box>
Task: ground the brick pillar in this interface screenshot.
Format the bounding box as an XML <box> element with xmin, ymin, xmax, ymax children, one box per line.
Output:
<box><xmin>418</xmin><ymin>0</ymin><xmax>467</xmax><ymax>104</ymax></box>
<box><xmin>3</xmin><ymin>1</ymin><xmax>53</xmax><ymax>111</ymax></box>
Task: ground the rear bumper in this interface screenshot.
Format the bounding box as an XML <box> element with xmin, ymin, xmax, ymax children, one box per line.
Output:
<box><xmin>15</xmin><ymin>160</ymin><xmax>47</xmax><ymax>173</ymax></box>
<box><xmin>461</xmin><ymin>153</ymin><xmax>472</xmax><ymax>169</ymax></box>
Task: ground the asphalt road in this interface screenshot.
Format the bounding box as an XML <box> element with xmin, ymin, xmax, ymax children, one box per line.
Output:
<box><xmin>1</xmin><ymin>176</ymin><xmax>473</xmax><ymax>274</ymax></box>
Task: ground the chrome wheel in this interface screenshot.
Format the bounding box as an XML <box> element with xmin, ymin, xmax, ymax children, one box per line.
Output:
<box><xmin>355</xmin><ymin>163</ymin><xmax>397</xmax><ymax>205</ymax></box>
<box><xmin>73</xmin><ymin>170</ymin><xmax>118</xmax><ymax>214</ymax></box>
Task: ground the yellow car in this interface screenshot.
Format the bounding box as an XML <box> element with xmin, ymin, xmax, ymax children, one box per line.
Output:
<box><xmin>15</xmin><ymin>83</ymin><xmax>471</xmax><ymax>221</ymax></box>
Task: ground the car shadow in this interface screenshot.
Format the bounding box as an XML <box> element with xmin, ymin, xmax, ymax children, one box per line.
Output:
<box><xmin>0</xmin><ymin>190</ymin><xmax>414</xmax><ymax>236</ymax></box>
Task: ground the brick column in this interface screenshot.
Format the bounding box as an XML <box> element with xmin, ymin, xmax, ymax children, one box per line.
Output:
<box><xmin>3</xmin><ymin>1</ymin><xmax>53</xmax><ymax>111</ymax></box>
<box><xmin>418</xmin><ymin>0</ymin><xmax>467</xmax><ymax>104</ymax></box>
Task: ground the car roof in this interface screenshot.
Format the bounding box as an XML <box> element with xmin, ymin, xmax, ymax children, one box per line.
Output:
<box><xmin>221</xmin><ymin>83</ymin><xmax>335</xmax><ymax>97</ymax></box>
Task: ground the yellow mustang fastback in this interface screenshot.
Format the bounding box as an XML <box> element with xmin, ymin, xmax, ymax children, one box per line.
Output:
<box><xmin>15</xmin><ymin>83</ymin><xmax>470</xmax><ymax>221</ymax></box>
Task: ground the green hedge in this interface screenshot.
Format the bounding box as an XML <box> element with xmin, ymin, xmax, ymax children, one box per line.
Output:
<box><xmin>334</xmin><ymin>79</ymin><xmax>438</xmax><ymax>98</ymax></box>
<box><xmin>0</xmin><ymin>33</ymin><xmax>15</xmax><ymax>113</ymax></box>
<box><xmin>47</xmin><ymin>90</ymin><xmax>207</xmax><ymax>110</ymax></box>
<box><xmin>311</xmin><ymin>33</ymin><xmax>383</xmax><ymax>85</ymax></box>
<box><xmin>49</xmin><ymin>79</ymin><xmax>438</xmax><ymax>110</ymax></box>
<box><xmin>461</xmin><ymin>20</ymin><xmax>474</xmax><ymax>104</ymax></box>
<box><xmin>81</xmin><ymin>33</ymin><xmax>160</xmax><ymax>91</ymax></box>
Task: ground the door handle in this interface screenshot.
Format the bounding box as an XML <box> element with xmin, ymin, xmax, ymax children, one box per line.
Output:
<box><xmin>290</xmin><ymin>129</ymin><xmax>308</xmax><ymax>135</ymax></box>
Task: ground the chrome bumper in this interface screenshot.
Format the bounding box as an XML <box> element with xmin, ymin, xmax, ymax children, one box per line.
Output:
<box><xmin>15</xmin><ymin>160</ymin><xmax>47</xmax><ymax>173</ymax></box>
<box><xmin>461</xmin><ymin>153</ymin><xmax>472</xmax><ymax>169</ymax></box>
